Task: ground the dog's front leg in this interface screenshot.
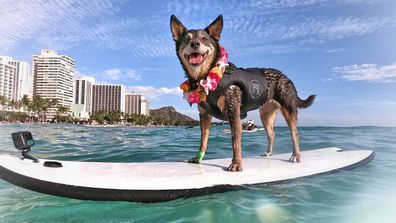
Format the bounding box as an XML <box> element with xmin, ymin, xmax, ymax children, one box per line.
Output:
<box><xmin>188</xmin><ymin>106</ymin><xmax>212</xmax><ymax>163</ymax></box>
<box><xmin>225</xmin><ymin>85</ymin><xmax>243</xmax><ymax>172</ymax></box>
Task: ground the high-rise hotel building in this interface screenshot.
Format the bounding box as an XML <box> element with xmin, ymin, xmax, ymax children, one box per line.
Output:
<box><xmin>32</xmin><ymin>50</ymin><xmax>74</xmax><ymax>119</ymax></box>
<box><xmin>0</xmin><ymin>56</ymin><xmax>30</xmax><ymax>101</ymax></box>
<box><xmin>71</xmin><ymin>77</ymin><xmax>94</xmax><ymax>119</ymax></box>
<box><xmin>125</xmin><ymin>93</ymin><xmax>149</xmax><ymax>116</ymax></box>
<box><xmin>72</xmin><ymin>81</ymin><xmax>150</xmax><ymax>119</ymax></box>
<box><xmin>0</xmin><ymin>57</ymin><xmax>16</xmax><ymax>102</ymax></box>
<box><xmin>91</xmin><ymin>84</ymin><xmax>125</xmax><ymax>113</ymax></box>
<box><xmin>9</xmin><ymin>59</ymin><xmax>30</xmax><ymax>101</ymax></box>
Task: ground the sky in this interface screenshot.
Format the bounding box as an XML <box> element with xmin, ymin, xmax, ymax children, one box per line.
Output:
<box><xmin>1</xmin><ymin>0</ymin><xmax>396</xmax><ymax>126</ymax></box>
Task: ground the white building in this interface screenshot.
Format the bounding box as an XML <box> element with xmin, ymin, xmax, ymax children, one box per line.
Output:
<box><xmin>125</xmin><ymin>93</ymin><xmax>149</xmax><ymax>116</ymax></box>
<box><xmin>10</xmin><ymin>60</ymin><xmax>30</xmax><ymax>101</ymax></box>
<box><xmin>140</xmin><ymin>96</ymin><xmax>149</xmax><ymax>116</ymax></box>
<box><xmin>32</xmin><ymin>50</ymin><xmax>74</xmax><ymax>119</ymax></box>
<box><xmin>0</xmin><ymin>56</ymin><xmax>31</xmax><ymax>102</ymax></box>
<box><xmin>0</xmin><ymin>56</ymin><xmax>16</xmax><ymax>103</ymax></box>
<box><xmin>71</xmin><ymin>77</ymin><xmax>95</xmax><ymax>119</ymax></box>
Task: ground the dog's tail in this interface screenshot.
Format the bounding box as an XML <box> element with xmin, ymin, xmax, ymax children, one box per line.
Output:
<box><xmin>297</xmin><ymin>95</ymin><xmax>316</xmax><ymax>108</ymax></box>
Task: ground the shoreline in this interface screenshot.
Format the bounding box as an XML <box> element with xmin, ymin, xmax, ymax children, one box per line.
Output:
<box><xmin>1</xmin><ymin>121</ymin><xmax>395</xmax><ymax>128</ymax></box>
<box><xmin>0</xmin><ymin>121</ymin><xmax>198</xmax><ymax>128</ymax></box>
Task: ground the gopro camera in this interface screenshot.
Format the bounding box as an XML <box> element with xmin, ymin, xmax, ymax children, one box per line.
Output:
<box><xmin>11</xmin><ymin>131</ymin><xmax>39</xmax><ymax>162</ymax></box>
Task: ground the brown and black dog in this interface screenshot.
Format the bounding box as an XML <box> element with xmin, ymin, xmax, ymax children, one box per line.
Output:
<box><xmin>170</xmin><ymin>15</ymin><xmax>315</xmax><ymax>171</ymax></box>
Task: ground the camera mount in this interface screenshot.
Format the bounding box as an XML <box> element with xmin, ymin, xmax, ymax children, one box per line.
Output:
<box><xmin>11</xmin><ymin>131</ymin><xmax>39</xmax><ymax>163</ymax></box>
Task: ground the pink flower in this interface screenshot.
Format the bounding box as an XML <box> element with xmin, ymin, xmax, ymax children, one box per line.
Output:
<box><xmin>200</xmin><ymin>77</ymin><xmax>218</xmax><ymax>95</ymax></box>
<box><xmin>219</xmin><ymin>46</ymin><xmax>228</xmax><ymax>64</ymax></box>
<box><xmin>208</xmin><ymin>67</ymin><xmax>222</xmax><ymax>82</ymax></box>
<box><xmin>187</xmin><ymin>91</ymin><xmax>201</xmax><ymax>104</ymax></box>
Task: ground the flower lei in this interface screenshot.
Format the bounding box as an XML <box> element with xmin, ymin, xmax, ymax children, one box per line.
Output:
<box><xmin>180</xmin><ymin>46</ymin><xmax>229</xmax><ymax>104</ymax></box>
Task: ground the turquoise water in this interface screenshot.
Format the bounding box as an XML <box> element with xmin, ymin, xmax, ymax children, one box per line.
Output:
<box><xmin>0</xmin><ymin>124</ymin><xmax>395</xmax><ymax>223</ymax></box>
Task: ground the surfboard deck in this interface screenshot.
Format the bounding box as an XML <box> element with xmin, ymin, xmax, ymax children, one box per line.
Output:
<box><xmin>0</xmin><ymin>147</ymin><xmax>374</xmax><ymax>202</ymax></box>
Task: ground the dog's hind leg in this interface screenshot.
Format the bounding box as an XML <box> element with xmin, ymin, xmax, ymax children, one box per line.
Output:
<box><xmin>259</xmin><ymin>101</ymin><xmax>280</xmax><ymax>157</ymax></box>
<box><xmin>188</xmin><ymin>107</ymin><xmax>212</xmax><ymax>163</ymax></box>
<box><xmin>281</xmin><ymin>107</ymin><xmax>301</xmax><ymax>162</ymax></box>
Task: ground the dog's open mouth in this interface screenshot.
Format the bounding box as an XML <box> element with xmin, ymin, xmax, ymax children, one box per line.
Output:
<box><xmin>185</xmin><ymin>51</ymin><xmax>208</xmax><ymax>66</ymax></box>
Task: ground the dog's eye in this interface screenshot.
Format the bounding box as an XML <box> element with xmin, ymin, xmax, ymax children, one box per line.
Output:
<box><xmin>201</xmin><ymin>37</ymin><xmax>208</xmax><ymax>42</ymax></box>
<box><xmin>184</xmin><ymin>36</ymin><xmax>190</xmax><ymax>43</ymax></box>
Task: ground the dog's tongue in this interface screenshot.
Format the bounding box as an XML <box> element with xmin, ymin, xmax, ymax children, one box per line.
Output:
<box><xmin>189</xmin><ymin>53</ymin><xmax>203</xmax><ymax>65</ymax></box>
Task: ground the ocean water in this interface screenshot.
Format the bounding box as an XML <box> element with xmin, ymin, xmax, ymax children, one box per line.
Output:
<box><xmin>0</xmin><ymin>124</ymin><xmax>395</xmax><ymax>223</ymax></box>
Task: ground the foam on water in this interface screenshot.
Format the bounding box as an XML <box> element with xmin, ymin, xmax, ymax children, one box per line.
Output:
<box><xmin>0</xmin><ymin>124</ymin><xmax>395</xmax><ymax>223</ymax></box>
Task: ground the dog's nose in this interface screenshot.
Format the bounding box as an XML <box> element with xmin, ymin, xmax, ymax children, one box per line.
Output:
<box><xmin>190</xmin><ymin>40</ymin><xmax>200</xmax><ymax>49</ymax></box>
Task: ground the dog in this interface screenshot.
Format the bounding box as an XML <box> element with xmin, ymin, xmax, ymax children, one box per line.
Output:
<box><xmin>170</xmin><ymin>15</ymin><xmax>315</xmax><ymax>171</ymax></box>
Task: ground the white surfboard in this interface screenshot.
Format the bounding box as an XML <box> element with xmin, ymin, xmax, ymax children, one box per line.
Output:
<box><xmin>0</xmin><ymin>147</ymin><xmax>374</xmax><ymax>202</ymax></box>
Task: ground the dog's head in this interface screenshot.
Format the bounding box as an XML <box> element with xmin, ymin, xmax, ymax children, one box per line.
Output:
<box><xmin>170</xmin><ymin>15</ymin><xmax>223</xmax><ymax>81</ymax></box>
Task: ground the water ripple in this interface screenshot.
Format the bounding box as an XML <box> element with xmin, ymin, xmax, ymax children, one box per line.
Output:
<box><xmin>0</xmin><ymin>124</ymin><xmax>395</xmax><ymax>223</ymax></box>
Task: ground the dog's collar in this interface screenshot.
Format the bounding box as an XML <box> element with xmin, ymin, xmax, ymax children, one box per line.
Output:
<box><xmin>180</xmin><ymin>46</ymin><xmax>229</xmax><ymax>105</ymax></box>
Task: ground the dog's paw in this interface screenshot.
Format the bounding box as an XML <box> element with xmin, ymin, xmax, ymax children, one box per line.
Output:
<box><xmin>188</xmin><ymin>157</ymin><xmax>200</xmax><ymax>164</ymax></box>
<box><xmin>261</xmin><ymin>152</ymin><xmax>272</xmax><ymax>157</ymax></box>
<box><xmin>288</xmin><ymin>153</ymin><xmax>301</xmax><ymax>163</ymax></box>
<box><xmin>227</xmin><ymin>160</ymin><xmax>243</xmax><ymax>172</ymax></box>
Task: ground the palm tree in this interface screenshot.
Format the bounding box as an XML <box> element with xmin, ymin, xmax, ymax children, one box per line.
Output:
<box><xmin>41</xmin><ymin>98</ymin><xmax>53</xmax><ymax>122</ymax></box>
<box><xmin>29</xmin><ymin>95</ymin><xmax>48</xmax><ymax>122</ymax></box>
<box><xmin>29</xmin><ymin>95</ymin><xmax>40</xmax><ymax>113</ymax></box>
<box><xmin>9</xmin><ymin>99</ymin><xmax>21</xmax><ymax>111</ymax></box>
<box><xmin>20</xmin><ymin>94</ymin><xmax>31</xmax><ymax>121</ymax></box>
<box><xmin>105</xmin><ymin>110</ymin><xmax>123</xmax><ymax>124</ymax></box>
<box><xmin>21</xmin><ymin>95</ymin><xmax>30</xmax><ymax>110</ymax></box>
<box><xmin>0</xmin><ymin>95</ymin><xmax>9</xmax><ymax>110</ymax></box>
<box><xmin>57</xmin><ymin>105</ymin><xmax>69</xmax><ymax>115</ymax></box>
<box><xmin>55</xmin><ymin>105</ymin><xmax>69</xmax><ymax>122</ymax></box>
<box><xmin>90</xmin><ymin>110</ymin><xmax>106</xmax><ymax>125</ymax></box>
<box><xmin>50</xmin><ymin>98</ymin><xmax>58</xmax><ymax>107</ymax></box>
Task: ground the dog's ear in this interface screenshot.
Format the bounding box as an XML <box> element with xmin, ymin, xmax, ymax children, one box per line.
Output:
<box><xmin>170</xmin><ymin>15</ymin><xmax>186</xmax><ymax>42</ymax></box>
<box><xmin>205</xmin><ymin>15</ymin><xmax>223</xmax><ymax>41</ymax></box>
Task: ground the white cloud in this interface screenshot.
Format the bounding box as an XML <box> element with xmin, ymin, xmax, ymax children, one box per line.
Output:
<box><xmin>333</xmin><ymin>98</ymin><xmax>396</xmax><ymax>108</ymax></box>
<box><xmin>126</xmin><ymin>69</ymin><xmax>142</xmax><ymax>81</ymax></box>
<box><xmin>127</xmin><ymin>85</ymin><xmax>182</xmax><ymax>101</ymax></box>
<box><xmin>74</xmin><ymin>69</ymin><xmax>96</xmax><ymax>83</ymax></box>
<box><xmin>325</xmin><ymin>48</ymin><xmax>346</xmax><ymax>53</ymax></box>
<box><xmin>167</xmin><ymin>0</ymin><xmax>394</xmax><ymax>44</ymax></box>
<box><xmin>332</xmin><ymin>63</ymin><xmax>396</xmax><ymax>82</ymax></box>
<box><xmin>103</xmin><ymin>68</ymin><xmax>142</xmax><ymax>81</ymax></box>
<box><xmin>0</xmin><ymin>0</ymin><xmax>117</xmax><ymax>51</ymax></box>
<box><xmin>1</xmin><ymin>0</ymin><xmax>394</xmax><ymax>59</ymax></box>
<box><xmin>166</xmin><ymin>0</ymin><xmax>329</xmax><ymax>18</ymax></box>
<box><xmin>228</xmin><ymin>15</ymin><xmax>393</xmax><ymax>56</ymax></box>
<box><xmin>104</xmin><ymin>68</ymin><xmax>121</xmax><ymax>80</ymax></box>
<box><xmin>74</xmin><ymin>69</ymin><xmax>83</xmax><ymax>79</ymax></box>
<box><xmin>0</xmin><ymin>0</ymin><xmax>173</xmax><ymax>58</ymax></box>
<box><xmin>350</xmin><ymin>99</ymin><xmax>396</xmax><ymax>108</ymax></box>
<box><xmin>316</xmin><ymin>16</ymin><xmax>393</xmax><ymax>41</ymax></box>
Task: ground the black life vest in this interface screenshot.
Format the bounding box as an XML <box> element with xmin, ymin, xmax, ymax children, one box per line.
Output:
<box><xmin>199</xmin><ymin>63</ymin><xmax>268</xmax><ymax>121</ymax></box>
